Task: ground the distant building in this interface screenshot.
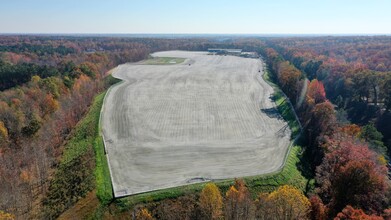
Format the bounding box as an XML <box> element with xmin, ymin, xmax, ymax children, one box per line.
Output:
<box><xmin>208</xmin><ymin>48</ymin><xmax>258</xmax><ymax>58</ymax></box>
<box><xmin>208</xmin><ymin>48</ymin><xmax>242</xmax><ymax>55</ymax></box>
<box><xmin>241</xmin><ymin>52</ymin><xmax>259</xmax><ymax>58</ymax></box>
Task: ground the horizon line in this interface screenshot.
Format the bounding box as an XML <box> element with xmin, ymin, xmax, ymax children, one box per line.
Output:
<box><xmin>1</xmin><ymin>32</ymin><xmax>390</xmax><ymax>35</ymax></box>
<box><xmin>1</xmin><ymin>33</ymin><xmax>391</xmax><ymax>38</ymax></box>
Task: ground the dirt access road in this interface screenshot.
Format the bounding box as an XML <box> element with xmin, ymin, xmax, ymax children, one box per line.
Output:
<box><xmin>101</xmin><ymin>51</ymin><xmax>291</xmax><ymax>197</ymax></box>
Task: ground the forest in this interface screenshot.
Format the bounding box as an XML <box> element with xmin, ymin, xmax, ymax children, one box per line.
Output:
<box><xmin>259</xmin><ymin>41</ymin><xmax>391</xmax><ymax>219</ymax></box>
<box><xmin>0</xmin><ymin>35</ymin><xmax>390</xmax><ymax>219</ymax></box>
<box><xmin>264</xmin><ymin>36</ymin><xmax>391</xmax><ymax>155</ymax></box>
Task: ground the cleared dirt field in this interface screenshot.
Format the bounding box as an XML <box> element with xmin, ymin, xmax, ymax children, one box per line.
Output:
<box><xmin>101</xmin><ymin>51</ymin><xmax>291</xmax><ymax>197</ymax></box>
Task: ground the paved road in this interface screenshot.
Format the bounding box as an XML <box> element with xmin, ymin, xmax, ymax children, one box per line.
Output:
<box><xmin>101</xmin><ymin>51</ymin><xmax>291</xmax><ymax>197</ymax></box>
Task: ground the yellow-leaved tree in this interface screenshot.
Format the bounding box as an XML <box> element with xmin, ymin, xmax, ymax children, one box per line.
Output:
<box><xmin>0</xmin><ymin>121</ymin><xmax>8</xmax><ymax>149</ymax></box>
<box><xmin>199</xmin><ymin>182</ymin><xmax>223</xmax><ymax>219</ymax></box>
<box><xmin>225</xmin><ymin>185</ymin><xmax>240</xmax><ymax>220</ymax></box>
<box><xmin>135</xmin><ymin>208</ymin><xmax>154</xmax><ymax>220</ymax></box>
<box><xmin>0</xmin><ymin>121</ymin><xmax>8</xmax><ymax>140</ymax></box>
<box><xmin>0</xmin><ymin>210</ymin><xmax>14</xmax><ymax>220</ymax></box>
<box><xmin>256</xmin><ymin>185</ymin><xmax>310</xmax><ymax>219</ymax></box>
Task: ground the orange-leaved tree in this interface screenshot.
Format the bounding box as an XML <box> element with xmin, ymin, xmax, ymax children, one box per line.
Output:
<box><xmin>306</xmin><ymin>79</ymin><xmax>327</xmax><ymax>105</ymax></box>
<box><xmin>309</xmin><ymin>195</ymin><xmax>327</xmax><ymax>220</ymax></box>
<box><xmin>224</xmin><ymin>179</ymin><xmax>253</xmax><ymax>220</ymax></box>
<box><xmin>334</xmin><ymin>205</ymin><xmax>383</xmax><ymax>220</ymax></box>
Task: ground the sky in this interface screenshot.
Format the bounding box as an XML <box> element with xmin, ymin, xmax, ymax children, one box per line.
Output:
<box><xmin>0</xmin><ymin>0</ymin><xmax>390</xmax><ymax>34</ymax></box>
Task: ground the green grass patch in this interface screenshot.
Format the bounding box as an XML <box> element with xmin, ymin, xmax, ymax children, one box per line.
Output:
<box><xmin>94</xmin><ymin>75</ymin><xmax>119</xmax><ymax>204</ymax></box>
<box><xmin>94</xmin><ymin>134</ymin><xmax>113</xmax><ymax>205</ymax></box>
<box><xmin>43</xmin><ymin>93</ymin><xmax>106</xmax><ymax>219</ymax></box>
<box><xmin>262</xmin><ymin>70</ymin><xmax>301</xmax><ymax>137</ymax></box>
<box><xmin>273</xmin><ymin>91</ymin><xmax>301</xmax><ymax>137</ymax></box>
<box><xmin>104</xmin><ymin>74</ymin><xmax>122</xmax><ymax>86</ymax></box>
<box><xmin>242</xmin><ymin>146</ymin><xmax>312</xmax><ymax>195</ymax></box>
<box><xmin>142</xmin><ymin>57</ymin><xmax>186</xmax><ymax>65</ymax></box>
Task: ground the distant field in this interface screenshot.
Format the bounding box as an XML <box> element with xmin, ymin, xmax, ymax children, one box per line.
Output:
<box><xmin>141</xmin><ymin>56</ymin><xmax>186</xmax><ymax>65</ymax></box>
<box><xmin>101</xmin><ymin>51</ymin><xmax>292</xmax><ymax>197</ymax></box>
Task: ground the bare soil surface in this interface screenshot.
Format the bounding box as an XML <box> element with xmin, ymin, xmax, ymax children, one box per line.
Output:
<box><xmin>101</xmin><ymin>51</ymin><xmax>291</xmax><ymax>197</ymax></box>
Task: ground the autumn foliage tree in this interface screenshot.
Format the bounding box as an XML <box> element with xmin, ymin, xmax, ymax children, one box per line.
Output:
<box><xmin>199</xmin><ymin>183</ymin><xmax>223</xmax><ymax>220</ymax></box>
<box><xmin>224</xmin><ymin>179</ymin><xmax>254</xmax><ymax>220</ymax></box>
<box><xmin>301</xmin><ymin>79</ymin><xmax>333</xmax><ymax>133</ymax></box>
<box><xmin>332</xmin><ymin>160</ymin><xmax>388</xmax><ymax>215</ymax></box>
<box><xmin>306</xmin><ymin>79</ymin><xmax>327</xmax><ymax>105</ymax></box>
<box><xmin>135</xmin><ymin>208</ymin><xmax>155</xmax><ymax>220</ymax></box>
<box><xmin>306</xmin><ymin>101</ymin><xmax>336</xmax><ymax>165</ymax></box>
<box><xmin>268</xmin><ymin>185</ymin><xmax>310</xmax><ymax>219</ymax></box>
<box><xmin>0</xmin><ymin>121</ymin><xmax>8</xmax><ymax>147</ymax></box>
<box><xmin>339</xmin><ymin>124</ymin><xmax>362</xmax><ymax>138</ymax></box>
<box><xmin>154</xmin><ymin>195</ymin><xmax>197</xmax><ymax>220</ymax></box>
<box><xmin>0</xmin><ymin>211</ymin><xmax>14</xmax><ymax>220</ymax></box>
<box><xmin>255</xmin><ymin>185</ymin><xmax>310</xmax><ymax>220</ymax></box>
<box><xmin>316</xmin><ymin>140</ymin><xmax>389</xmax><ymax>216</ymax></box>
<box><xmin>309</xmin><ymin>101</ymin><xmax>336</xmax><ymax>137</ymax></box>
<box><xmin>309</xmin><ymin>195</ymin><xmax>327</xmax><ymax>220</ymax></box>
<box><xmin>334</xmin><ymin>205</ymin><xmax>383</xmax><ymax>220</ymax></box>
<box><xmin>277</xmin><ymin>61</ymin><xmax>303</xmax><ymax>103</ymax></box>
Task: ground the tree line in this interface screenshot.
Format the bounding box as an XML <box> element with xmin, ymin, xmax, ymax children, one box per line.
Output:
<box><xmin>261</xmin><ymin>46</ymin><xmax>390</xmax><ymax>218</ymax></box>
<box><xmin>264</xmin><ymin>37</ymin><xmax>391</xmax><ymax>158</ymax></box>
<box><xmin>0</xmin><ymin>36</ymin><xmax>152</xmax><ymax>217</ymax></box>
<box><xmin>134</xmin><ymin>180</ymin><xmax>390</xmax><ymax>220</ymax></box>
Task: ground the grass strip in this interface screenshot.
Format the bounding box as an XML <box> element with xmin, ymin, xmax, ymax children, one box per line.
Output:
<box><xmin>142</xmin><ymin>57</ymin><xmax>186</xmax><ymax>65</ymax></box>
